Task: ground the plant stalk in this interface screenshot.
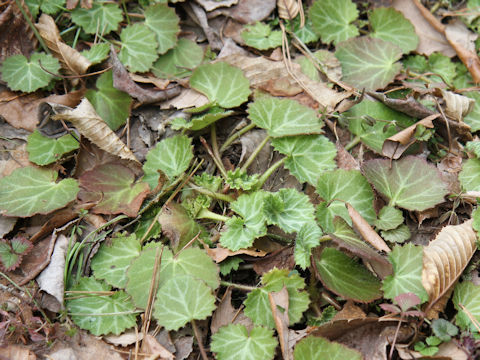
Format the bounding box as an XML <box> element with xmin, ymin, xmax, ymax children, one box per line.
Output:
<box><xmin>255</xmin><ymin>157</ymin><xmax>286</xmax><ymax>189</ymax></box>
<box><xmin>196</xmin><ymin>208</ymin><xmax>230</xmax><ymax>222</ymax></box>
<box><xmin>240</xmin><ymin>135</ymin><xmax>271</xmax><ymax>172</ymax></box>
<box><xmin>344</xmin><ymin>135</ymin><xmax>361</xmax><ymax>151</ymax></box>
<box><xmin>192</xmin><ymin>319</ymin><xmax>209</xmax><ymax>360</ymax></box>
<box><xmin>219</xmin><ymin>123</ymin><xmax>256</xmax><ymax>153</ymax></box>
<box><xmin>14</xmin><ymin>0</ymin><xmax>49</xmax><ymax>53</ymax></box>
<box><xmin>188</xmin><ymin>182</ymin><xmax>234</xmax><ymax>203</ymax></box>
<box><xmin>220</xmin><ymin>280</ymin><xmax>256</xmax><ymax>291</ymax></box>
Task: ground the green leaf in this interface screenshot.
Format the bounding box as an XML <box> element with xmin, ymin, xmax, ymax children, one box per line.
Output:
<box><xmin>225</xmin><ymin>169</ymin><xmax>259</xmax><ymax>191</ymax></box>
<box><xmin>81</xmin><ymin>43</ymin><xmax>110</xmax><ymax>65</ymax></box>
<box><xmin>370</xmin><ymin>7</ymin><xmax>418</xmax><ymax>53</ymax></box>
<box><xmin>382</xmin><ymin>243</ymin><xmax>428</xmax><ymax>303</ymax></box>
<box><xmin>118</xmin><ymin>24</ymin><xmax>158</xmax><ymax>72</ymax></box>
<box><xmin>71</xmin><ymin>1</ymin><xmax>123</xmax><ymax>35</ymax></box>
<box><xmin>0</xmin><ymin>237</ymin><xmax>32</xmax><ymax>271</ymax></box>
<box><xmin>248</xmin><ymin>95</ymin><xmax>323</xmax><ymax>137</ymax></box>
<box><xmin>345</xmin><ymin>99</ymin><xmax>413</xmax><ymax>153</ymax></box>
<box><xmin>464</xmin><ymin>92</ymin><xmax>480</xmax><ymax>132</ymax></box>
<box><xmin>1</xmin><ymin>53</ymin><xmax>60</xmax><ymax>92</ymax></box>
<box><xmin>190</xmin><ymin>62</ymin><xmax>251</xmax><ymax>108</ymax></box>
<box><xmin>316</xmin><ymin>169</ymin><xmax>376</xmax><ymax>233</ymax></box>
<box><xmin>404</xmin><ymin>53</ymin><xmax>456</xmax><ymax>85</ymax></box>
<box><xmin>244</xmin><ymin>268</ymin><xmax>310</xmax><ymax>328</ymax></box>
<box><xmin>27</xmin><ymin>130</ymin><xmax>79</xmax><ymax>166</ymax></box>
<box><xmin>263</xmin><ymin>188</ymin><xmax>315</xmax><ymax>233</ymax></box>
<box><xmin>219</xmin><ymin>257</ymin><xmax>244</xmax><ymax>276</ymax></box>
<box><xmin>375</xmin><ymin>206</ymin><xmax>404</xmax><ymax>231</ymax></box>
<box><xmin>335</xmin><ymin>37</ymin><xmax>403</xmax><ymax>91</ymax></box>
<box><xmin>79</xmin><ymin>163</ymin><xmax>150</xmax><ymax>217</ymax></box>
<box><xmin>381</xmin><ymin>224</ymin><xmax>411</xmax><ymax>243</ymax></box>
<box><xmin>453</xmin><ymin>281</ymin><xmax>480</xmax><ymax>331</ymax></box>
<box><xmin>144</xmin><ymin>3</ymin><xmax>180</xmax><ymax>55</ymax></box>
<box><xmin>309</xmin><ymin>0</ymin><xmax>359</xmax><ymax>45</ymax></box>
<box><xmin>315</xmin><ymin>247</ymin><xmax>382</xmax><ymax>302</ymax></box>
<box><xmin>85</xmin><ymin>70</ymin><xmax>132</xmax><ymax>130</ymax></box>
<box><xmin>66</xmin><ymin>277</ymin><xmax>137</xmax><ymax>336</ymax></box>
<box><xmin>432</xmin><ymin>318</ymin><xmax>458</xmax><ymax>342</ymax></box>
<box><xmin>241</xmin><ymin>22</ymin><xmax>282</xmax><ymax>50</ymax></box>
<box><xmin>143</xmin><ymin>135</ymin><xmax>193</xmax><ymax>189</ymax></box>
<box><xmin>459</xmin><ymin>158</ymin><xmax>480</xmax><ymax>191</ymax></box>
<box><xmin>220</xmin><ymin>191</ymin><xmax>267</xmax><ymax>251</ymax></box>
<box><xmin>25</xmin><ymin>0</ymin><xmax>40</xmax><ymax>18</ymax></box>
<box><xmin>466</xmin><ymin>141</ymin><xmax>480</xmax><ymax>158</ymax></box>
<box><xmin>272</xmin><ymin>135</ymin><xmax>337</xmax><ymax>185</ymax></box>
<box><xmin>210</xmin><ymin>324</ymin><xmax>278</xmax><ymax>360</ymax></box>
<box><xmin>362</xmin><ymin>156</ymin><xmax>448</xmax><ymax>211</ymax></box>
<box><xmin>295</xmin><ymin>222</ymin><xmax>322</xmax><ymax>269</ymax></box>
<box><xmin>0</xmin><ymin>166</ymin><xmax>79</xmax><ymax>217</ymax></box>
<box><xmin>153</xmin><ymin>275</ymin><xmax>216</xmax><ymax>330</ymax></box>
<box><xmin>293</xmin><ymin>16</ymin><xmax>320</xmax><ymax>44</ymax></box>
<box><xmin>126</xmin><ymin>246</ymin><xmax>219</xmax><ymax>308</ymax></box>
<box><xmin>152</xmin><ymin>38</ymin><xmax>203</xmax><ymax>79</ymax></box>
<box><xmin>40</xmin><ymin>0</ymin><xmax>65</xmax><ymax>14</ymax></box>
<box><xmin>294</xmin><ymin>336</ymin><xmax>362</xmax><ymax>360</ymax></box>
<box><xmin>91</xmin><ymin>234</ymin><xmax>141</xmax><ymax>288</ymax></box>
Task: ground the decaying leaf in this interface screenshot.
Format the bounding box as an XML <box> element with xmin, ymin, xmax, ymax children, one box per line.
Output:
<box><xmin>268</xmin><ymin>287</ymin><xmax>291</xmax><ymax>360</ymax></box>
<box><xmin>277</xmin><ymin>0</ymin><xmax>299</xmax><ymax>20</ymax></box>
<box><xmin>382</xmin><ymin>114</ymin><xmax>437</xmax><ymax>159</ymax></box>
<box><xmin>51</xmin><ymin>98</ymin><xmax>139</xmax><ymax>163</ymax></box>
<box><xmin>422</xmin><ymin>219</ymin><xmax>477</xmax><ymax>318</ymax></box>
<box><xmin>35</xmin><ymin>14</ymin><xmax>91</xmax><ymax>75</ymax></box>
<box><xmin>441</xmin><ymin>90</ymin><xmax>475</xmax><ymax>122</ymax></box>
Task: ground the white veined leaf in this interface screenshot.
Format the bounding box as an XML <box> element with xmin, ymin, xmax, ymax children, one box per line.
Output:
<box><xmin>118</xmin><ymin>23</ymin><xmax>158</xmax><ymax>73</ymax></box>
<box><xmin>144</xmin><ymin>3</ymin><xmax>180</xmax><ymax>54</ymax></box>
<box><xmin>71</xmin><ymin>1</ymin><xmax>123</xmax><ymax>35</ymax></box>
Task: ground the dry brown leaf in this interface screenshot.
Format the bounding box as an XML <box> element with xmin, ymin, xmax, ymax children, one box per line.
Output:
<box><xmin>382</xmin><ymin>114</ymin><xmax>437</xmax><ymax>159</ymax></box>
<box><xmin>441</xmin><ymin>90</ymin><xmax>475</xmax><ymax>122</ymax></box>
<box><xmin>268</xmin><ymin>286</ymin><xmax>292</xmax><ymax>360</ymax></box>
<box><xmin>422</xmin><ymin>219</ymin><xmax>477</xmax><ymax>318</ymax></box>
<box><xmin>221</xmin><ymin>54</ymin><xmax>351</xmax><ymax>111</ymax></box>
<box><xmin>51</xmin><ymin>98</ymin><xmax>139</xmax><ymax>163</ymax></box>
<box><xmin>367</xmin><ymin>91</ymin><xmax>434</xmax><ymax>119</ymax></box>
<box><xmin>392</xmin><ymin>0</ymin><xmax>455</xmax><ymax>57</ymax></box>
<box><xmin>103</xmin><ymin>329</ymin><xmax>144</xmax><ymax>347</ymax></box>
<box><xmin>160</xmin><ymin>88</ymin><xmax>210</xmax><ymax>109</ymax></box>
<box><xmin>204</xmin><ymin>245</ymin><xmax>267</xmax><ymax>263</ymax></box>
<box><xmin>140</xmin><ymin>334</ymin><xmax>175</xmax><ymax>360</ymax></box>
<box><xmin>277</xmin><ymin>0</ymin><xmax>299</xmax><ymax>20</ymax></box>
<box><xmin>333</xmin><ymin>300</ymin><xmax>367</xmax><ymax>321</ymax></box>
<box><xmin>211</xmin><ymin>0</ymin><xmax>276</xmax><ymax>24</ymax></box>
<box><xmin>347</xmin><ymin>203</ymin><xmax>391</xmax><ymax>253</ymax></box>
<box><xmin>35</xmin><ymin>14</ymin><xmax>91</xmax><ymax>75</ymax></box>
<box><xmin>196</xmin><ymin>0</ymin><xmax>238</xmax><ymax>12</ymax></box>
<box><xmin>0</xmin><ymin>345</ymin><xmax>36</xmax><ymax>360</ymax></box>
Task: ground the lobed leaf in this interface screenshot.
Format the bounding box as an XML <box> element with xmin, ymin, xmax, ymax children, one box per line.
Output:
<box><xmin>0</xmin><ymin>166</ymin><xmax>79</xmax><ymax>217</ymax></box>
<box><xmin>81</xmin><ymin>43</ymin><xmax>110</xmax><ymax>65</ymax></box>
<box><xmin>381</xmin><ymin>225</ymin><xmax>411</xmax><ymax>243</ymax></box>
<box><xmin>144</xmin><ymin>3</ymin><xmax>180</xmax><ymax>55</ymax></box>
<box><xmin>241</xmin><ymin>22</ymin><xmax>282</xmax><ymax>50</ymax></box>
<box><xmin>118</xmin><ymin>24</ymin><xmax>158</xmax><ymax>73</ymax></box>
<box><xmin>375</xmin><ymin>206</ymin><xmax>404</xmax><ymax>231</ymax></box>
<box><xmin>295</xmin><ymin>222</ymin><xmax>322</xmax><ymax>269</ymax></box>
<box><xmin>362</xmin><ymin>156</ymin><xmax>448</xmax><ymax>211</ymax></box>
<box><xmin>0</xmin><ymin>237</ymin><xmax>32</xmax><ymax>271</ymax></box>
<box><xmin>71</xmin><ymin>1</ymin><xmax>123</xmax><ymax>35</ymax></box>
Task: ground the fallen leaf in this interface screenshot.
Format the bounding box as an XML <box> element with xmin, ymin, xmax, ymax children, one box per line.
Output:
<box><xmin>0</xmin><ymin>345</ymin><xmax>36</xmax><ymax>360</ymax></box>
<box><xmin>367</xmin><ymin>91</ymin><xmax>435</xmax><ymax>119</ymax></box>
<box><xmin>160</xmin><ymin>88</ymin><xmax>209</xmax><ymax>109</ymax></box>
<box><xmin>333</xmin><ymin>301</ymin><xmax>366</xmax><ymax>321</ymax></box>
<box><xmin>103</xmin><ymin>329</ymin><xmax>144</xmax><ymax>347</ymax></box>
<box><xmin>269</xmin><ymin>286</ymin><xmax>292</xmax><ymax>360</ymax></box>
<box><xmin>441</xmin><ymin>90</ymin><xmax>475</xmax><ymax>121</ymax></box>
<box><xmin>141</xmin><ymin>334</ymin><xmax>175</xmax><ymax>360</ymax></box>
<box><xmin>196</xmin><ymin>0</ymin><xmax>238</xmax><ymax>12</ymax></box>
<box><xmin>35</xmin><ymin>14</ymin><xmax>91</xmax><ymax>75</ymax></box>
<box><xmin>211</xmin><ymin>288</ymin><xmax>237</xmax><ymax>334</ymax></box>
<box><xmin>213</xmin><ymin>0</ymin><xmax>277</xmax><ymax>24</ymax></box>
<box><xmin>422</xmin><ymin>219</ymin><xmax>477</xmax><ymax>318</ymax></box>
<box><xmin>347</xmin><ymin>203</ymin><xmax>391</xmax><ymax>253</ymax></box>
<box><xmin>253</xmin><ymin>246</ymin><xmax>295</xmax><ymax>275</ymax></box>
<box><xmin>382</xmin><ymin>114</ymin><xmax>437</xmax><ymax>159</ymax></box>
<box><xmin>51</xmin><ymin>98</ymin><xmax>139</xmax><ymax>163</ymax></box>
<box><xmin>205</xmin><ymin>245</ymin><xmax>267</xmax><ymax>263</ymax></box>
<box><xmin>335</xmin><ymin>142</ymin><xmax>360</xmax><ymax>170</ymax></box>
<box><xmin>0</xmin><ymin>215</ymin><xmax>16</xmax><ymax>237</ymax></box>
<box><xmin>277</xmin><ymin>0</ymin><xmax>299</xmax><ymax>20</ymax></box>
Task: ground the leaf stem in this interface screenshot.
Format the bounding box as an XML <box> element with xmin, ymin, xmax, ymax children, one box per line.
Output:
<box><xmin>188</xmin><ymin>182</ymin><xmax>234</xmax><ymax>203</ymax></box>
<box><xmin>210</xmin><ymin>124</ymin><xmax>228</xmax><ymax>178</ymax></box>
<box><xmin>219</xmin><ymin>123</ymin><xmax>256</xmax><ymax>153</ymax></box>
<box><xmin>344</xmin><ymin>135</ymin><xmax>361</xmax><ymax>151</ymax></box>
<box><xmin>200</xmin><ymin>136</ymin><xmax>228</xmax><ymax>180</ymax></box>
<box><xmin>14</xmin><ymin>0</ymin><xmax>49</xmax><ymax>54</ymax></box>
<box><xmin>192</xmin><ymin>319</ymin><xmax>209</xmax><ymax>360</ymax></box>
<box><xmin>255</xmin><ymin>157</ymin><xmax>286</xmax><ymax>189</ymax></box>
<box><xmin>240</xmin><ymin>135</ymin><xmax>271</xmax><ymax>172</ymax></box>
<box><xmin>197</xmin><ymin>208</ymin><xmax>230</xmax><ymax>222</ymax></box>
<box><xmin>220</xmin><ymin>280</ymin><xmax>256</xmax><ymax>291</ymax></box>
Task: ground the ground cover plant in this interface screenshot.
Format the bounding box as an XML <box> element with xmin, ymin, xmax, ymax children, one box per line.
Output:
<box><xmin>2</xmin><ymin>0</ymin><xmax>480</xmax><ymax>359</ymax></box>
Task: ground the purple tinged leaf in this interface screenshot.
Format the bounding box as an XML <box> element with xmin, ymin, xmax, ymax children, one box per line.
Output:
<box><xmin>394</xmin><ymin>292</ymin><xmax>421</xmax><ymax>312</ymax></box>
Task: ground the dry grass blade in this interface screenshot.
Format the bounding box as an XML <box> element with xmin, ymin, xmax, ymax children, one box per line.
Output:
<box><xmin>35</xmin><ymin>14</ymin><xmax>91</xmax><ymax>75</ymax></box>
<box><xmin>51</xmin><ymin>98</ymin><xmax>139</xmax><ymax>163</ymax></box>
<box><xmin>422</xmin><ymin>219</ymin><xmax>476</xmax><ymax>317</ymax></box>
<box><xmin>277</xmin><ymin>0</ymin><xmax>299</xmax><ymax>20</ymax></box>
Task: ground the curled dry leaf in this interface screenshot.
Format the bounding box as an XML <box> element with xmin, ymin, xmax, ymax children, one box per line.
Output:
<box><xmin>347</xmin><ymin>203</ymin><xmax>391</xmax><ymax>253</ymax></box>
<box><xmin>203</xmin><ymin>244</ymin><xmax>267</xmax><ymax>263</ymax></box>
<box><xmin>382</xmin><ymin>114</ymin><xmax>437</xmax><ymax>159</ymax></box>
<box><xmin>441</xmin><ymin>90</ymin><xmax>475</xmax><ymax>122</ymax></box>
<box><xmin>277</xmin><ymin>0</ymin><xmax>299</xmax><ymax>20</ymax></box>
<box><xmin>35</xmin><ymin>14</ymin><xmax>91</xmax><ymax>75</ymax></box>
<box><xmin>268</xmin><ymin>287</ymin><xmax>291</xmax><ymax>360</ymax></box>
<box><xmin>51</xmin><ymin>98</ymin><xmax>139</xmax><ymax>163</ymax></box>
<box><xmin>422</xmin><ymin>219</ymin><xmax>477</xmax><ymax>318</ymax></box>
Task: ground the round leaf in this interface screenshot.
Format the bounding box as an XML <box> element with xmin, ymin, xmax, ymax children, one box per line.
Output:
<box><xmin>210</xmin><ymin>324</ymin><xmax>278</xmax><ymax>360</ymax></box>
<box><xmin>315</xmin><ymin>247</ymin><xmax>382</xmax><ymax>302</ymax></box>
<box><xmin>370</xmin><ymin>7</ymin><xmax>419</xmax><ymax>53</ymax></box>
<box><xmin>335</xmin><ymin>37</ymin><xmax>403</xmax><ymax>91</ymax></box>
<box><xmin>294</xmin><ymin>336</ymin><xmax>362</xmax><ymax>360</ymax></box>
<box><xmin>27</xmin><ymin>130</ymin><xmax>79</xmax><ymax>165</ymax></box>
<box><xmin>144</xmin><ymin>3</ymin><xmax>180</xmax><ymax>55</ymax></box>
<box><xmin>1</xmin><ymin>53</ymin><xmax>60</xmax><ymax>92</ymax></box>
<box><xmin>71</xmin><ymin>2</ymin><xmax>122</xmax><ymax>35</ymax></box>
<box><xmin>66</xmin><ymin>277</ymin><xmax>137</xmax><ymax>336</ymax></box>
<box><xmin>118</xmin><ymin>23</ymin><xmax>158</xmax><ymax>72</ymax></box>
<box><xmin>190</xmin><ymin>62</ymin><xmax>251</xmax><ymax>108</ymax></box>
<box><xmin>153</xmin><ymin>275</ymin><xmax>216</xmax><ymax>331</ymax></box>
<box><xmin>309</xmin><ymin>0</ymin><xmax>359</xmax><ymax>45</ymax></box>
<box><xmin>0</xmin><ymin>166</ymin><xmax>79</xmax><ymax>217</ymax></box>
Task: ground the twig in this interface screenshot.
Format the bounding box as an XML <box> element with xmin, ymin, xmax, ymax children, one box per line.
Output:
<box><xmin>192</xmin><ymin>319</ymin><xmax>209</xmax><ymax>360</ymax></box>
<box><xmin>14</xmin><ymin>0</ymin><xmax>49</xmax><ymax>53</ymax></box>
